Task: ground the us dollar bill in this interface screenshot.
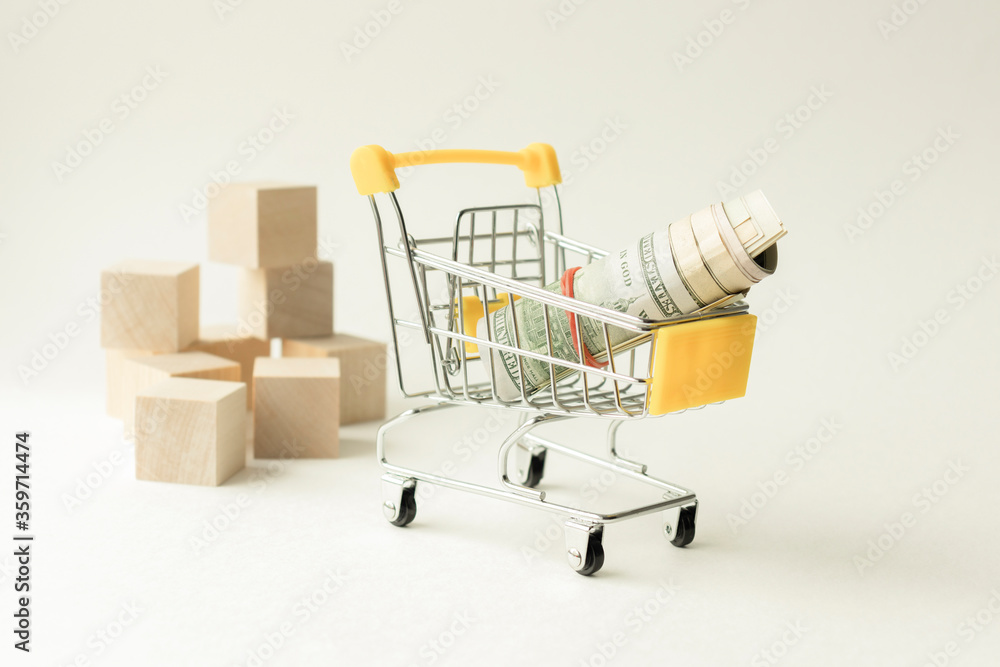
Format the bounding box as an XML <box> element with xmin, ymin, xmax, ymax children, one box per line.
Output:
<box><xmin>477</xmin><ymin>192</ymin><xmax>785</xmax><ymax>401</ymax></box>
<box><xmin>479</xmin><ymin>227</ymin><xmax>708</xmax><ymax>400</ymax></box>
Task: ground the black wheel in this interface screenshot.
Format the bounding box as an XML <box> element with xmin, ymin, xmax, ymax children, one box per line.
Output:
<box><xmin>670</xmin><ymin>505</ymin><xmax>696</xmax><ymax>548</ymax></box>
<box><xmin>388</xmin><ymin>486</ymin><xmax>417</xmax><ymax>527</ymax></box>
<box><xmin>521</xmin><ymin>449</ymin><xmax>547</xmax><ymax>488</ymax></box>
<box><xmin>576</xmin><ymin>529</ymin><xmax>605</xmax><ymax>576</ymax></box>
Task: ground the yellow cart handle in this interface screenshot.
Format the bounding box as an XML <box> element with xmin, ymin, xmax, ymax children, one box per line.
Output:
<box><xmin>350</xmin><ymin>144</ymin><xmax>562</xmax><ymax>196</ymax></box>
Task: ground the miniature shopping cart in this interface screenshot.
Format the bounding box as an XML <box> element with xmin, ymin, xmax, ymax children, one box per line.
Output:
<box><xmin>350</xmin><ymin>143</ymin><xmax>759</xmax><ymax>575</ymax></box>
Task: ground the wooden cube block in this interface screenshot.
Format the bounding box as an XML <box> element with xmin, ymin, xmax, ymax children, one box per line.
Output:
<box><xmin>123</xmin><ymin>352</ymin><xmax>241</xmax><ymax>440</ymax></box>
<box><xmin>106</xmin><ymin>349</ymin><xmax>160</xmax><ymax>418</ymax></box>
<box><xmin>253</xmin><ymin>357</ymin><xmax>339</xmax><ymax>459</ymax></box>
<box><xmin>282</xmin><ymin>334</ymin><xmax>387</xmax><ymax>425</ymax></box>
<box><xmin>101</xmin><ymin>260</ymin><xmax>199</xmax><ymax>351</ymax></box>
<box><xmin>238</xmin><ymin>260</ymin><xmax>333</xmax><ymax>339</ymax></box>
<box><xmin>135</xmin><ymin>378</ymin><xmax>246</xmax><ymax>486</ymax></box>
<box><xmin>184</xmin><ymin>324</ymin><xmax>270</xmax><ymax>408</ymax></box>
<box><xmin>208</xmin><ymin>182</ymin><xmax>317</xmax><ymax>268</ymax></box>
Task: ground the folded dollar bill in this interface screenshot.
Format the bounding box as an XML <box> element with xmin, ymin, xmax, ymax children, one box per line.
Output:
<box><xmin>478</xmin><ymin>190</ymin><xmax>787</xmax><ymax>400</ymax></box>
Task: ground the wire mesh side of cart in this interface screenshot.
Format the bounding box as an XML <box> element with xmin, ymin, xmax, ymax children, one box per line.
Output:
<box><xmin>366</xmin><ymin>186</ymin><xmax>749</xmax><ymax>419</ymax></box>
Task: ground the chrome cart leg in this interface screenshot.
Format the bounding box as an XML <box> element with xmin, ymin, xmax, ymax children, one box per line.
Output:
<box><xmin>382</xmin><ymin>474</ymin><xmax>417</xmax><ymax>527</ymax></box>
<box><xmin>607</xmin><ymin>420</ymin><xmax>647</xmax><ymax>474</ymax></box>
<box><xmin>377</xmin><ymin>402</ymin><xmax>456</xmax><ymax>469</ymax></box>
<box><xmin>498</xmin><ymin>414</ymin><xmax>566</xmax><ymax>499</ymax></box>
<box><xmin>565</xmin><ymin>521</ymin><xmax>605</xmax><ymax>576</ymax></box>
<box><xmin>662</xmin><ymin>500</ymin><xmax>698</xmax><ymax>548</ymax></box>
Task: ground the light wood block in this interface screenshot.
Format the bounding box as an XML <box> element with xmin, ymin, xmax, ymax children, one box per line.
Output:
<box><xmin>135</xmin><ymin>378</ymin><xmax>246</xmax><ymax>486</ymax></box>
<box><xmin>105</xmin><ymin>349</ymin><xmax>160</xmax><ymax>418</ymax></box>
<box><xmin>208</xmin><ymin>182</ymin><xmax>317</xmax><ymax>268</ymax></box>
<box><xmin>101</xmin><ymin>260</ymin><xmax>199</xmax><ymax>351</ymax></box>
<box><xmin>282</xmin><ymin>334</ymin><xmax>387</xmax><ymax>425</ymax></box>
<box><xmin>253</xmin><ymin>357</ymin><xmax>339</xmax><ymax>459</ymax></box>
<box><xmin>238</xmin><ymin>260</ymin><xmax>333</xmax><ymax>340</ymax></box>
<box><xmin>123</xmin><ymin>352</ymin><xmax>241</xmax><ymax>440</ymax></box>
<box><xmin>185</xmin><ymin>324</ymin><xmax>271</xmax><ymax>408</ymax></box>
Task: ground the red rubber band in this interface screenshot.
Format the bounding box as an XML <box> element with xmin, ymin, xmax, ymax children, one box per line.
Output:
<box><xmin>561</xmin><ymin>266</ymin><xmax>607</xmax><ymax>369</ymax></box>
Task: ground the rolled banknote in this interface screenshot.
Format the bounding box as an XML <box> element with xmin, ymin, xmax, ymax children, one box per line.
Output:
<box><xmin>477</xmin><ymin>190</ymin><xmax>786</xmax><ymax>401</ymax></box>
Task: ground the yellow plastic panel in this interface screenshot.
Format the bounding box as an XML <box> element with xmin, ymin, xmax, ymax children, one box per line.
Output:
<box><xmin>456</xmin><ymin>294</ymin><xmax>519</xmax><ymax>356</ymax></box>
<box><xmin>648</xmin><ymin>314</ymin><xmax>757</xmax><ymax>416</ymax></box>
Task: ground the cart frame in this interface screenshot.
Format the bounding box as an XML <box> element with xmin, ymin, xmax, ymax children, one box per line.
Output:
<box><xmin>351</xmin><ymin>144</ymin><xmax>755</xmax><ymax>574</ymax></box>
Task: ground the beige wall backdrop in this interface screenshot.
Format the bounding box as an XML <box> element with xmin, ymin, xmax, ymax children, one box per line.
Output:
<box><xmin>2</xmin><ymin>1</ymin><xmax>999</xmax><ymax>665</ymax></box>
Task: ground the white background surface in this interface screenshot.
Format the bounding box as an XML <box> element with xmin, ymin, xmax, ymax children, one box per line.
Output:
<box><xmin>3</xmin><ymin>0</ymin><xmax>1000</xmax><ymax>665</ymax></box>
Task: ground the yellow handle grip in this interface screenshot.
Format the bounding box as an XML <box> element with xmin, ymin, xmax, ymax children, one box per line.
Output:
<box><xmin>350</xmin><ymin>143</ymin><xmax>562</xmax><ymax>196</ymax></box>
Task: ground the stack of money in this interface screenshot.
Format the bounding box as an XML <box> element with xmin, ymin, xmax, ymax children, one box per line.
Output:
<box><xmin>478</xmin><ymin>190</ymin><xmax>787</xmax><ymax>400</ymax></box>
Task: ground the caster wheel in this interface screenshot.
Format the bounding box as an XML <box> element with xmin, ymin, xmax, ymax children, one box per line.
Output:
<box><xmin>670</xmin><ymin>505</ymin><xmax>696</xmax><ymax>548</ymax></box>
<box><xmin>577</xmin><ymin>539</ymin><xmax>605</xmax><ymax>576</ymax></box>
<box><xmin>387</xmin><ymin>485</ymin><xmax>417</xmax><ymax>527</ymax></box>
<box><xmin>569</xmin><ymin>526</ymin><xmax>605</xmax><ymax>576</ymax></box>
<box><xmin>520</xmin><ymin>448</ymin><xmax>547</xmax><ymax>488</ymax></box>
